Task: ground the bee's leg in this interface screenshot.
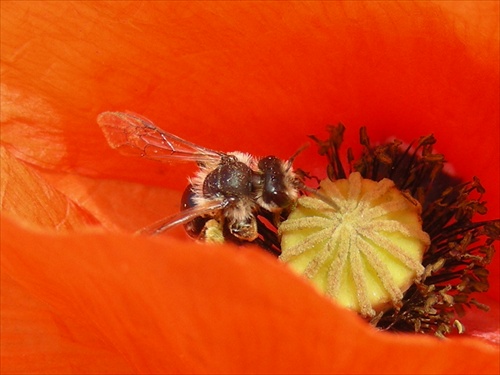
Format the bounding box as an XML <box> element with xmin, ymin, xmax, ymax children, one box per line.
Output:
<box><xmin>229</xmin><ymin>216</ymin><xmax>258</xmax><ymax>242</ymax></box>
<box><xmin>199</xmin><ymin>219</ymin><xmax>225</xmax><ymax>243</ymax></box>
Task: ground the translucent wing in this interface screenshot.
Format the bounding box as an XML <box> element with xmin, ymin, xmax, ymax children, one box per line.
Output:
<box><xmin>97</xmin><ymin>111</ymin><xmax>224</xmax><ymax>163</ymax></box>
<box><xmin>137</xmin><ymin>198</ymin><xmax>228</xmax><ymax>236</ymax></box>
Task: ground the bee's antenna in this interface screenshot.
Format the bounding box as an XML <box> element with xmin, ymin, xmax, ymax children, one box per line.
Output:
<box><xmin>287</xmin><ymin>143</ymin><xmax>310</xmax><ymax>168</ymax></box>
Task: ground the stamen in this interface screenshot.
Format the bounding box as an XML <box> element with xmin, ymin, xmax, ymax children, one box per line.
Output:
<box><xmin>254</xmin><ymin>123</ymin><xmax>497</xmax><ymax>336</ymax></box>
<box><xmin>290</xmin><ymin>124</ymin><xmax>499</xmax><ymax>336</ymax></box>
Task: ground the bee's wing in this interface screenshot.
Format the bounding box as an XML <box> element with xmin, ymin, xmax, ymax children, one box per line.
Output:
<box><xmin>97</xmin><ymin>111</ymin><xmax>224</xmax><ymax>163</ymax></box>
<box><xmin>137</xmin><ymin>199</ymin><xmax>228</xmax><ymax>236</ymax></box>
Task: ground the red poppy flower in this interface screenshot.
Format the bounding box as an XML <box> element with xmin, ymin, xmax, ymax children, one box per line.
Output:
<box><xmin>1</xmin><ymin>2</ymin><xmax>499</xmax><ymax>374</ymax></box>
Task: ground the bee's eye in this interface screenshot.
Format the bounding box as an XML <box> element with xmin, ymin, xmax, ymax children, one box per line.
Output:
<box><xmin>257</xmin><ymin>156</ymin><xmax>292</xmax><ymax>209</ymax></box>
<box><xmin>180</xmin><ymin>184</ymin><xmax>210</xmax><ymax>239</ymax></box>
<box><xmin>269</xmin><ymin>190</ymin><xmax>292</xmax><ymax>208</ymax></box>
<box><xmin>180</xmin><ymin>184</ymin><xmax>197</xmax><ymax>210</ymax></box>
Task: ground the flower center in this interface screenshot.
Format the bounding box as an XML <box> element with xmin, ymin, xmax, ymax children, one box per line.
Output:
<box><xmin>279</xmin><ymin>172</ymin><xmax>431</xmax><ymax>317</ymax></box>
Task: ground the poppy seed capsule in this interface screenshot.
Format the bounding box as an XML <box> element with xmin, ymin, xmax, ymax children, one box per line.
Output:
<box><xmin>279</xmin><ymin>172</ymin><xmax>430</xmax><ymax>317</ymax></box>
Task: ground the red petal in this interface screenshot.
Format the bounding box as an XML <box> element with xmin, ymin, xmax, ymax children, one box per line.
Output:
<box><xmin>2</xmin><ymin>217</ymin><xmax>499</xmax><ymax>374</ymax></box>
<box><xmin>0</xmin><ymin>147</ymin><xmax>98</xmax><ymax>230</ymax></box>
<box><xmin>2</xmin><ymin>2</ymin><xmax>498</xmax><ymax>192</ymax></box>
<box><xmin>1</xmin><ymin>270</ymin><xmax>134</xmax><ymax>374</ymax></box>
<box><xmin>39</xmin><ymin>171</ymin><xmax>186</xmax><ymax>235</ymax></box>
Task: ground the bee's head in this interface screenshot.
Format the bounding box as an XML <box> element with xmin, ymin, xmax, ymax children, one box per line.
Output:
<box><xmin>255</xmin><ymin>156</ymin><xmax>300</xmax><ymax>212</ymax></box>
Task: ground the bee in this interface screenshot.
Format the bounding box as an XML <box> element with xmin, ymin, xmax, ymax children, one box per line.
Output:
<box><xmin>97</xmin><ymin>111</ymin><xmax>303</xmax><ymax>244</ymax></box>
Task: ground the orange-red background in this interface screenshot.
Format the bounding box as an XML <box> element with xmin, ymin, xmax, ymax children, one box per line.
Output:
<box><xmin>1</xmin><ymin>2</ymin><xmax>499</xmax><ymax>374</ymax></box>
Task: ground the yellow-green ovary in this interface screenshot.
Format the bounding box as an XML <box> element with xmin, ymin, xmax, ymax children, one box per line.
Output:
<box><xmin>279</xmin><ymin>172</ymin><xmax>430</xmax><ymax>317</ymax></box>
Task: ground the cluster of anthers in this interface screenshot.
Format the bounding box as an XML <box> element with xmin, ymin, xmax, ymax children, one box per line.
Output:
<box><xmin>274</xmin><ymin>124</ymin><xmax>499</xmax><ymax>337</ymax></box>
